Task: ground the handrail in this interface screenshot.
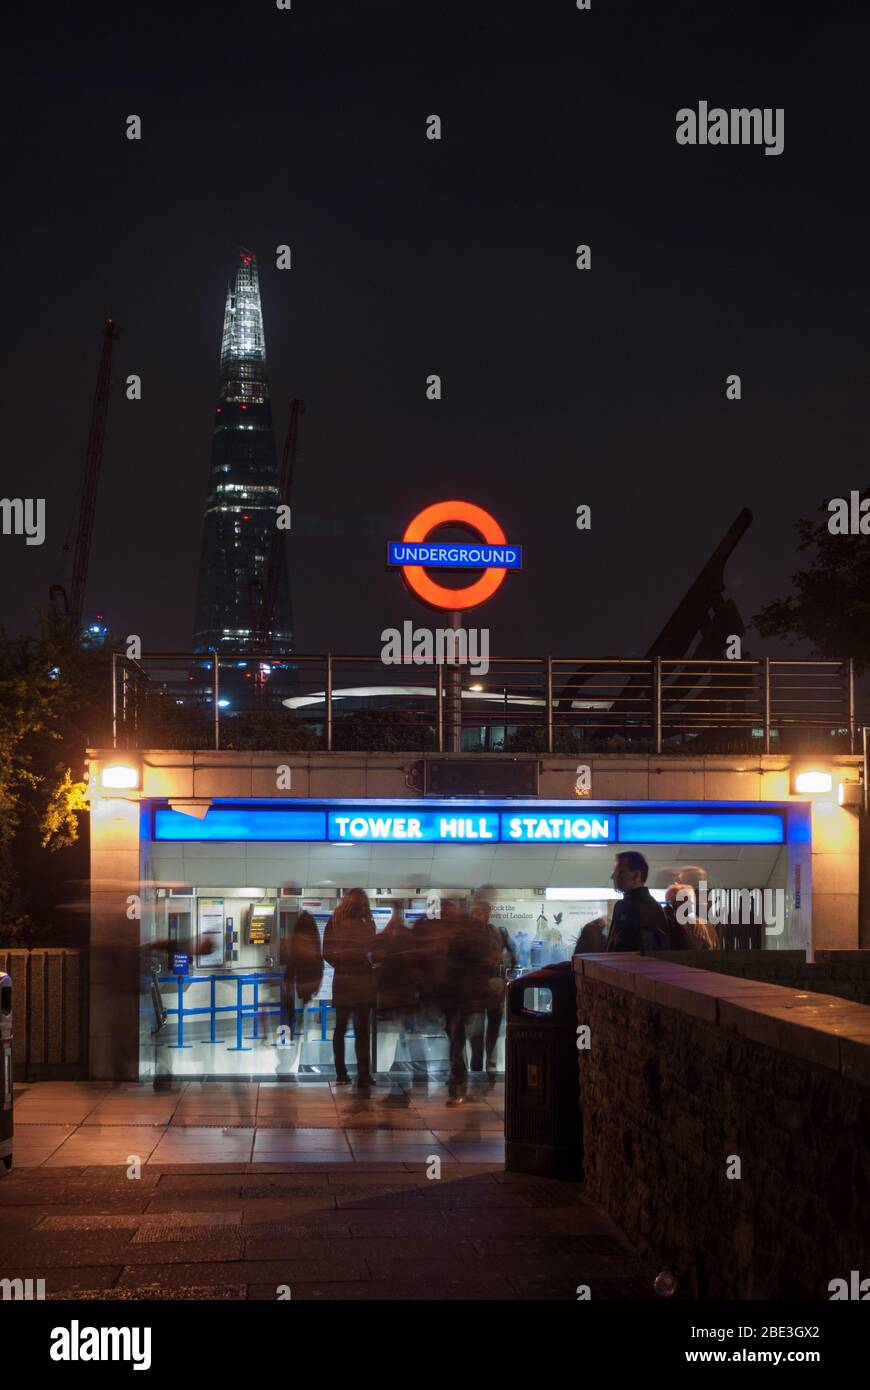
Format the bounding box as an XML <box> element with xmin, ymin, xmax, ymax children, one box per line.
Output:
<box><xmin>112</xmin><ymin>652</ymin><xmax>866</xmax><ymax>755</ymax></box>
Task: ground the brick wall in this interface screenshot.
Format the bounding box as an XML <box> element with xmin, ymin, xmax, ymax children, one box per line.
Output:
<box><xmin>574</xmin><ymin>954</ymin><xmax>870</xmax><ymax>1300</ymax></box>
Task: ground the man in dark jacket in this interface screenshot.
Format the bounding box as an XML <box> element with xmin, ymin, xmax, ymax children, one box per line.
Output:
<box><xmin>606</xmin><ymin>852</ymin><xmax>671</xmax><ymax>952</ymax></box>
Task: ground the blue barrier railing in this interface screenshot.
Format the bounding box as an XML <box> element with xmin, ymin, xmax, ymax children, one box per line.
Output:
<box><xmin>155</xmin><ymin>972</ymin><xmax>351</xmax><ymax>1052</ymax></box>
<box><xmin>157</xmin><ymin>971</ymin><xmax>282</xmax><ymax>1052</ymax></box>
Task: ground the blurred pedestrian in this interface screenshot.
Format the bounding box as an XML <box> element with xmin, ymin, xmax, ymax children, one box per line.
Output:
<box><xmin>443</xmin><ymin>899</ymin><xmax>493</xmax><ymax>1104</ymax></box>
<box><xmin>572</xmin><ymin>916</ymin><xmax>608</xmax><ymax>954</ymax></box>
<box><xmin>468</xmin><ymin>895</ymin><xmax>515</xmax><ymax>1080</ymax></box>
<box><xmin>373</xmin><ymin>900</ymin><xmax>418</xmax><ymax>1019</ymax></box>
<box><xmin>276</xmin><ymin>907</ymin><xmax>323</xmax><ymax>1072</ymax></box>
<box><xmin>662</xmin><ymin>885</ymin><xmax>692</xmax><ymax>950</ymax></box>
<box><xmin>323</xmin><ymin>888</ymin><xmax>376</xmax><ymax>1089</ymax></box>
<box><xmin>372</xmin><ymin>899</ymin><xmax>419</xmax><ymax>1097</ymax></box>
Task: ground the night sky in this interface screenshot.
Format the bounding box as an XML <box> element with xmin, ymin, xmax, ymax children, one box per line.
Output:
<box><xmin>4</xmin><ymin>0</ymin><xmax>868</xmax><ymax>660</ymax></box>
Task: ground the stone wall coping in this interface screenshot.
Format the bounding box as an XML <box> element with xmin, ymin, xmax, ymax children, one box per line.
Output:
<box><xmin>651</xmin><ymin>950</ymin><xmax>807</xmax><ymax>965</ymax></box>
<box><xmin>573</xmin><ymin>953</ymin><xmax>870</xmax><ymax>1086</ymax></box>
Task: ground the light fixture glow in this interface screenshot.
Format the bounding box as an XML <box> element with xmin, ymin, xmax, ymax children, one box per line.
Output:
<box><xmin>544</xmin><ymin>887</ymin><xmax>621</xmax><ymax>901</ymax></box>
<box><xmin>101</xmin><ymin>764</ymin><xmax>139</xmax><ymax>789</ymax></box>
<box><xmin>793</xmin><ymin>769</ymin><xmax>833</xmax><ymax>795</ymax></box>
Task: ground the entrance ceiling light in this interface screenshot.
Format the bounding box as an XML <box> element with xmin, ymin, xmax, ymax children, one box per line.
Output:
<box><xmin>792</xmin><ymin>768</ymin><xmax>833</xmax><ymax>795</ymax></box>
<box><xmin>101</xmin><ymin>762</ymin><xmax>140</xmax><ymax>790</ymax></box>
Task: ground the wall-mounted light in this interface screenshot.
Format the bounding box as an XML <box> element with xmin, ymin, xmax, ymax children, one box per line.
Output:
<box><xmin>838</xmin><ymin>780</ymin><xmax>862</xmax><ymax>808</ymax></box>
<box><xmin>101</xmin><ymin>762</ymin><xmax>140</xmax><ymax>790</ymax></box>
<box><xmin>792</xmin><ymin>768</ymin><xmax>833</xmax><ymax>796</ymax></box>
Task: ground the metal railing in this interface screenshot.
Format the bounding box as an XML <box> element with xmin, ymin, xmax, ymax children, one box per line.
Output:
<box><xmin>110</xmin><ymin>652</ymin><xmax>863</xmax><ymax>755</ymax></box>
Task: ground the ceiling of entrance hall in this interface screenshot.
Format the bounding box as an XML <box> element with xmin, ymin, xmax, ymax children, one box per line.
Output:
<box><xmin>150</xmin><ymin>840</ymin><xmax>786</xmax><ymax>891</ymax></box>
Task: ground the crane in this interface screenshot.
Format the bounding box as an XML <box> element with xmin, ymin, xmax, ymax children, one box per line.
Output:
<box><xmin>50</xmin><ymin>318</ymin><xmax>121</xmax><ymax>629</ymax></box>
<box><xmin>249</xmin><ymin>397</ymin><xmax>302</xmax><ymax>651</ymax></box>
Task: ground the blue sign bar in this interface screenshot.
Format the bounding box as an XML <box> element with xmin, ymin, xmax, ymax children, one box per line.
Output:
<box><xmin>387</xmin><ymin>542</ymin><xmax>522</xmax><ymax>569</ymax></box>
<box><xmin>617</xmin><ymin>812</ymin><xmax>784</xmax><ymax>845</ymax></box>
<box><xmin>502</xmin><ymin>812</ymin><xmax>615</xmax><ymax>842</ymax></box>
<box><xmin>154</xmin><ymin>807</ymin><xmax>327</xmax><ymax>841</ymax></box>
<box><xmin>328</xmin><ymin>809</ymin><xmax>499</xmax><ymax>842</ymax></box>
<box><xmin>153</xmin><ymin>801</ymin><xmax>785</xmax><ymax>846</ymax></box>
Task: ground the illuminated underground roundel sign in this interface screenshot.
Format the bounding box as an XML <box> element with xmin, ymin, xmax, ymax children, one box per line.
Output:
<box><xmin>389</xmin><ymin>500</ymin><xmax>522</xmax><ymax>610</ymax></box>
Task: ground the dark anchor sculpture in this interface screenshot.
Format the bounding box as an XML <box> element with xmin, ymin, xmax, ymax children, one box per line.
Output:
<box><xmin>557</xmin><ymin>508</ymin><xmax>754</xmax><ymax>749</ymax></box>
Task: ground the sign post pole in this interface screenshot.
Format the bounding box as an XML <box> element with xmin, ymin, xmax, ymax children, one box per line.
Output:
<box><xmin>445</xmin><ymin>609</ymin><xmax>462</xmax><ymax>752</ymax></box>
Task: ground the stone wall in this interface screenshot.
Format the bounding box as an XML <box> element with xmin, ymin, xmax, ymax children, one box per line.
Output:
<box><xmin>574</xmin><ymin>953</ymin><xmax>870</xmax><ymax>1300</ymax></box>
<box><xmin>650</xmin><ymin>948</ymin><xmax>870</xmax><ymax>1006</ymax></box>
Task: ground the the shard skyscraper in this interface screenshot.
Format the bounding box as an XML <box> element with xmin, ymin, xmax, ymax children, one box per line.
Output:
<box><xmin>193</xmin><ymin>250</ymin><xmax>293</xmax><ymax>654</ymax></box>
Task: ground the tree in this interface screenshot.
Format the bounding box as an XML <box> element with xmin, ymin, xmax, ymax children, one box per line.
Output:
<box><xmin>752</xmin><ymin>489</ymin><xmax>870</xmax><ymax>671</ymax></box>
<box><xmin>0</xmin><ymin>612</ymin><xmax>111</xmax><ymax>932</ymax></box>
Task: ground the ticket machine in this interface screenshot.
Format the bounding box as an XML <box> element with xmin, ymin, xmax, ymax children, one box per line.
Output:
<box><xmin>248</xmin><ymin>902</ymin><xmax>276</xmax><ymax>946</ymax></box>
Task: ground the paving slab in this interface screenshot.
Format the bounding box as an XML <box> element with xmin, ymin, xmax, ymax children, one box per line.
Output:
<box><xmin>116</xmin><ymin>1259</ymin><xmax>373</xmax><ymax>1287</ymax></box>
<box><xmin>0</xmin><ymin>1081</ymin><xmax>647</xmax><ymax>1301</ymax></box>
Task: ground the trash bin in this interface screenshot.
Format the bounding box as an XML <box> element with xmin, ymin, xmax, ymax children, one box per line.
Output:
<box><xmin>0</xmin><ymin>973</ymin><xmax>11</xmax><ymax>1175</ymax></box>
<box><xmin>504</xmin><ymin>961</ymin><xmax>582</xmax><ymax>1179</ymax></box>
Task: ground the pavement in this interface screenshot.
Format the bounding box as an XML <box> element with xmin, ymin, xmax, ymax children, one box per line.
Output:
<box><xmin>0</xmin><ymin>1079</ymin><xmax>655</xmax><ymax>1300</ymax></box>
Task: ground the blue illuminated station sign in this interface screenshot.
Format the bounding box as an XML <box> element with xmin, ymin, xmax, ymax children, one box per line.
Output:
<box><xmin>386</xmin><ymin>542</ymin><xmax>523</xmax><ymax>570</ymax></box>
<box><xmin>153</xmin><ymin>802</ymin><xmax>784</xmax><ymax>846</ymax></box>
<box><xmin>327</xmin><ymin>810</ymin><xmax>614</xmax><ymax>842</ymax></box>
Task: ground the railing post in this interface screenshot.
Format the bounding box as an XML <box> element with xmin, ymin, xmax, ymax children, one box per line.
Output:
<box><xmin>546</xmin><ymin>657</ymin><xmax>554</xmax><ymax>755</ymax></box>
<box><xmin>848</xmin><ymin>657</ymin><xmax>856</xmax><ymax>753</ymax></box>
<box><xmin>653</xmin><ymin>656</ymin><xmax>662</xmax><ymax>754</ymax></box>
<box><xmin>763</xmin><ymin>657</ymin><xmax>771</xmax><ymax>754</ymax></box>
<box><xmin>436</xmin><ymin>667</ymin><xmax>444</xmax><ymax>753</ymax></box>
<box><xmin>111</xmin><ymin>651</ymin><xmax>118</xmax><ymax>750</ymax></box>
<box><xmin>326</xmin><ymin>654</ymin><xmax>333</xmax><ymax>751</ymax></box>
<box><xmin>121</xmin><ymin>664</ymin><xmax>128</xmax><ymax>749</ymax></box>
<box><xmin>213</xmin><ymin>655</ymin><xmax>220</xmax><ymax>751</ymax></box>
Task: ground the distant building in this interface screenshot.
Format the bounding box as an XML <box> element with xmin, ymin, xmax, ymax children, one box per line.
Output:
<box><xmin>192</xmin><ymin>250</ymin><xmax>293</xmax><ymax>654</ymax></box>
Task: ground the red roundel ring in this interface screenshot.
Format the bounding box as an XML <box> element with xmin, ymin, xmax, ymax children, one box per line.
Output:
<box><xmin>401</xmin><ymin>501</ymin><xmax>509</xmax><ymax>609</ymax></box>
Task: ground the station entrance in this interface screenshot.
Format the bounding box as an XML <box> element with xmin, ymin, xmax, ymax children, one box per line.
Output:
<box><xmin>140</xmin><ymin>799</ymin><xmax>803</xmax><ymax>1081</ymax></box>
